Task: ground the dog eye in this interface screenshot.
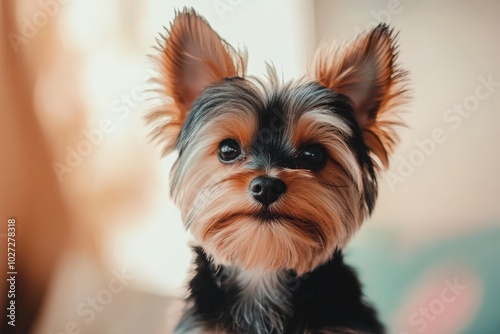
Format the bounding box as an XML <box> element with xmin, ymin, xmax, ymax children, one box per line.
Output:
<box><xmin>298</xmin><ymin>144</ymin><xmax>327</xmax><ymax>170</ymax></box>
<box><xmin>218</xmin><ymin>139</ymin><xmax>242</xmax><ymax>163</ymax></box>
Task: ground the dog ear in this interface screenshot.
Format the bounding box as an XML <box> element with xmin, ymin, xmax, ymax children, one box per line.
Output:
<box><xmin>313</xmin><ymin>24</ymin><xmax>408</xmax><ymax>168</ymax></box>
<box><xmin>147</xmin><ymin>8</ymin><xmax>246</xmax><ymax>154</ymax></box>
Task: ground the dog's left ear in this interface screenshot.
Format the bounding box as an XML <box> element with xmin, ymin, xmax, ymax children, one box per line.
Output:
<box><xmin>313</xmin><ymin>24</ymin><xmax>408</xmax><ymax>168</ymax></box>
<box><xmin>148</xmin><ymin>8</ymin><xmax>246</xmax><ymax>154</ymax></box>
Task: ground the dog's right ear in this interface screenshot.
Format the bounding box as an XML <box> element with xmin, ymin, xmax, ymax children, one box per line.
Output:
<box><xmin>147</xmin><ymin>8</ymin><xmax>246</xmax><ymax>154</ymax></box>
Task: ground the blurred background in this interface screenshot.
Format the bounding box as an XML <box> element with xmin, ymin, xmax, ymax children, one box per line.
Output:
<box><xmin>1</xmin><ymin>0</ymin><xmax>499</xmax><ymax>333</ymax></box>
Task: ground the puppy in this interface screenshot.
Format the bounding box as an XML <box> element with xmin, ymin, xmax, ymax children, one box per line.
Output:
<box><xmin>147</xmin><ymin>8</ymin><xmax>408</xmax><ymax>334</ymax></box>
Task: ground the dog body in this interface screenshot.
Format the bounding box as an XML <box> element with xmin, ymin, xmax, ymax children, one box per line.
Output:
<box><xmin>148</xmin><ymin>8</ymin><xmax>408</xmax><ymax>334</ymax></box>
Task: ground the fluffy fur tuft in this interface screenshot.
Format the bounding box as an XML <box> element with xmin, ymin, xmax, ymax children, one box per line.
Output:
<box><xmin>145</xmin><ymin>8</ymin><xmax>247</xmax><ymax>155</ymax></box>
<box><xmin>312</xmin><ymin>24</ymin><xmax>409</xmax><ymax>168</ymax></box>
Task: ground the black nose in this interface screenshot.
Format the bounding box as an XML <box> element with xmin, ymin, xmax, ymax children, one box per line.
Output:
<box><xmin>249</xmin><ymin>176</ymin><xmax>286</xmax><ymax>206</ymax></box>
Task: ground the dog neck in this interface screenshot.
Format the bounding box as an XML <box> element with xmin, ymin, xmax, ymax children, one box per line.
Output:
<box><xmin>224</xmin><ymin>266</ymin><xmax>293</xmax><ymax>334</ymax></box>
<box><xmin>178</xmin><ymin>247</ymin><xmax>384</xmax><ymax>334</ymax></box>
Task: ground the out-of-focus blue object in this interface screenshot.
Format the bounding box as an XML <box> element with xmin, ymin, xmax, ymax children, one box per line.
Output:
<box><xmin>347</xmin><ymin>226</ymin><xmax>500</xmax><ymax>334</ymax></box>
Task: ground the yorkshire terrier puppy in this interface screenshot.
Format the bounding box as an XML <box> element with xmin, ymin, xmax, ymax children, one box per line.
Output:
<box><xmin>147</xmin><ymin>8</ymin><xmax>408</xmax><ymax>334</ymax></box>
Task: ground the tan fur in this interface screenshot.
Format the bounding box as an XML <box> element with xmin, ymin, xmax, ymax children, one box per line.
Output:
<box><xmin>173</xmin><ymin>110</ymin><xmax>364</xmax><ymax>273</ymax></box>
<box><xmin>312</xmin><ymin>25</ymin><xmax>408</xmax><ymax>168</ymax></box>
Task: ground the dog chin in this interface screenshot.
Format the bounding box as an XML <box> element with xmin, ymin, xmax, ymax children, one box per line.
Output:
<box><xmin>241</xmin><ymin>212</ymin><xmax>304</xmax><ymax>225</ymax></box>
<box><xmin>197</xmin><ymin>214</ymin><xmax>337</xmax><ymax>274</ymax></box>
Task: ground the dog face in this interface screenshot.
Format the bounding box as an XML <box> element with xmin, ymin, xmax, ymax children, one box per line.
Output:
<box><xmin>147</xmin><ymin>9</ymin><xmax>407</xmax><ymax>274</ymax></box>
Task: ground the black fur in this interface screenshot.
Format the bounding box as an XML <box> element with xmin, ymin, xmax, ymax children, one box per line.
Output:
<box><xmin>177</xmin><ymin>247</ymin><xmax>385</xmax><ymax>334</ymax></box>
